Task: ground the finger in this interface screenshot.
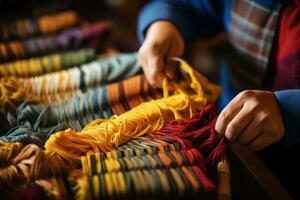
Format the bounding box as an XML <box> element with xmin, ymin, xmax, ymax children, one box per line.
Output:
<box><xmin>238</xmin><ymin>114</ymin><xmax>265</xmax><ymax>145</ymax></box>
<box><xmin>224</xmin><ymin>105</ymin><xmax>254</xmax><ymax>142</ymax></box>
<box><xmin>140</xmin><ymin>47</ymin><xmax>164</xmax><ymax>86</ymax></box>
<box><xmin>215</xmin><ymin>95</ymin><xmax>244</xmax><ymax>137</ymax></box>
<box><xmin>148</xmin><ymin>55</ymin><xmax>164</xmax><ymax>75</ymax></box>
<box><xmin>164</xmin><ymin>44</ymin><xmax>182</xmax><ymax>80</ymax></box>
<box><xmin>147</xmin><ymin>55</ymin><xmax>166</xmax><ymax>87</ymax></box>
<box><xmin>139</xmin><ymin>40</ymin><xmax>169</xmax><ymax>87</ymax></box>
<box><xmin>249</xmin><ymin>132</ymin><xmax>272</xmax><ymax>151</ymax></box>
<box><xmin>164</xmin><ymin>60</ymin><xmax>177</xmax><ymax>80</ymax></box>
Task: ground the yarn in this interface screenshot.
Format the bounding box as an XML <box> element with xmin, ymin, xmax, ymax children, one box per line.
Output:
<box><xmin>0</xmin><ymin>76</ymin><xmax>39</xmax><ymax>113</ymax></box>
<box><xmin>0</xmin><ymin>11</ymin><xmax>78</xmax><ymax>41</ymax></box>
<box><xmin>2</xmin><ymin>182</ymin><xmax>49</xmax><ymax>200</ymax></box>
<box><xmin>44</xmin><ymin>58</ymin><xmax>222</xmax><ymax>168</ymax></box>
<box><xmin>153</xmin><ymin>104</ymin><xmax>226</xmax><ymax>165</ymax></box>
<box><xmin>0</xmin><ymin>21</ymin><xmax>112</xmax><ymax>62</ymax></box>
<box><xmin>0</xmin><ymin>141</ymin><xmax>25</xmax><ymax>187</ymax></box>
<box><xmin>0</xmin><ymin>143</ymin><xmax>68</xmax><ymax>199</ymax></box>
<box><xmin>71</xmin><ymin>166</ymin><xmax>208</xmax><ymax>200</ymax></box>
<box><xmin>0</xmin><ymin>74</ymin><xmax>162</xmax><ymax>147</ymax></box>
<box><xmin>38</xmin><ymin>11</ymin><xmax>78</xmax><ymax>35</ymax></box>
<box><xmin>0</xmin><ymin>144</ymin><xmax>66</xmax><ymax>188</ymax></box>
<box><xmin>0</xmin><ymin>52</ymin><xmax>141</xmax><ymax>113</ymax></box>
<box><xmin>0</xmin><ymin>141</ymin><xmax>23</xmax><ymax>169</ymax></box>
<box><xmin>0</xmin><ymin>48</ymin><xmax>95</xmax><ymax>77</ymax></box>
<box><xmin>69</xmin><ymin>103</ymin><xmax>228</xmax><ymax>200</ymax></box>
<box><xmin>35</xmin><ymin>177</ymin><xmax>69</xmax><ymax>200</ymax></box>
<box><xmin>2</xmin><ymin>178</ymin><xmax>69</xmax><ymax>200</ymax></box>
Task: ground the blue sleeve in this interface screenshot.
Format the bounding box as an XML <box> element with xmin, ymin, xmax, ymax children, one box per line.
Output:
<box><xmin>137</xmin><ymin>0</ymin><xmax>225</xmax><ymax>45</ymax></box>
<box><xmin>275</xmin><ymin>90</ymin><xmax>300</xmax><ymax>147</ymax></box>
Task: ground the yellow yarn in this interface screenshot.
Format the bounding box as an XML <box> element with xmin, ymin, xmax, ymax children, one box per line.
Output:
<box><xmin>0</xmin><ymin>142</ymin><xmax>24</xmax><ymax>186</ymax></box>
<box><xmin>35</xmin><ymin>177</ymin><xmax>69</xmax><ymax>200</ymax></box>
<box><xmin>0</xmin><ymin>141</ymin><xmax>23</xmax><ymax>168</ymax></box>
<box><xmin>0</xmin><ymin>142</ymin><xmax>71</xmax><ymax>192</ymax></box>
<box><xmin>44</xmin><ymin>58</ymin><xmax>222</xmax><ymax>168</ymax></box>
<box><xmin>71</xmin><ymin>173</ymin><xmax>90</xmax><ymax>200</ymax></box>
<box><xmin>0</xmin><ymin>77</ymin><xmax>39</xmax><ymax>112</ymax></box>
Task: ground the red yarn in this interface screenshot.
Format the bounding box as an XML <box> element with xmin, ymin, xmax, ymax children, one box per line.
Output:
<box><xmin>3</xmin><ymin>183</ymin><xmax>49</xmax><ymax>200</ymax></box>
<box><xmin>150</xmin><ymin>103</ymin><xmax>227</xmax><ymax>192</ymax></box>
<box><xmin>193</xmin><ymin>165</ymin><xmax>216</xmax><ymax>191</ymax></box>
<box><xmin>153</xmin><ymin>103</ymin><xmax>226</xmax><ymax>165</ymax></box>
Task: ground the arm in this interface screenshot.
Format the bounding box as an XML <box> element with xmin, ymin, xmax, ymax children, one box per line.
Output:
<box><xmin>275</xmin><ymin>89</ymin><xmax>300</xmax><ymax>147</ymax></box>
<box><xmin>138</xmin><ymin>0</ymin><xmax>224</xmax><ymax>44</ymax></box>
<box><xmin>137</xmin><ymin>0</ymin><xmax>225</xmax><ymax>87</ymax></box>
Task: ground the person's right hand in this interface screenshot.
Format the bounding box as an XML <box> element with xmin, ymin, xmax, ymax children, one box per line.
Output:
<box><xmin>138</xmin><ymin>21</ymin><xmax>184</xmax><ymax>87</ymax></box>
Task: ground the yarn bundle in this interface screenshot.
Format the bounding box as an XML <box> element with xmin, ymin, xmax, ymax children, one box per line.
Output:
<box><xmin>0</xmin><ymin>8</ymin><xmax>230</xmax><ymax>200</ymax></box>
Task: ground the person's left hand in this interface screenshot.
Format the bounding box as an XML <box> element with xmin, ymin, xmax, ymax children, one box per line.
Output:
<box><xmin>215</xmin><ymin>90</ymin><xmax>285</xmax><ymax>151</ymax></box>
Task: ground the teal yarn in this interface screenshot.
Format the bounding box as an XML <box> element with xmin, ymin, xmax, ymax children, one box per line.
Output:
<box><xmin>0</xmin><ymin>52</ymin><xmax>142</xmax><ymax>146</ymax></box>
<box><xmin>0</xmin><ymin>104</ymin><xmax>70</xmax><ymax>148</ymax></box>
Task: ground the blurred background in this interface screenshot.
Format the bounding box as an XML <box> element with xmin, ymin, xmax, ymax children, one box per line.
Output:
<box><xmin>0</xmin><ymin>0</ymin><xmax>148</xmax><ymax>51</ymax></box>
<box><xmin>0</xmin><ymin>0</ymin><xmax>227</xmax><ymax>81</ymax></box>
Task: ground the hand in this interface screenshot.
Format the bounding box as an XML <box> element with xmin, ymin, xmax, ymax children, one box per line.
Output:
<box><xmin>138</xmin><ymin>21</ymin><xmax>184</xmax><ymax>87</ymax></box>
<box><xmin>215</xmin><ymin>90</ymin><xmax>285</xmax><ymax>151</ymax></box>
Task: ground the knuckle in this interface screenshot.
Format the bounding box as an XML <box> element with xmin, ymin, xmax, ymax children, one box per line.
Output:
<box><xmin>215</xmin><ymin>120</ymin><xmax>223</xmax><ymax>134</ymax></box>
<box><xmin>240</xmin><ymin>90</ymin><xmax>253</xmax><ymax>98</ymax></box>
<box><xmin>226</xmin><ymin>123</ymin><xmax>238</xmax><ymax>140</ymax></box>
<box><xmin>227</xmin><ymin>122</ymin><xmax>237</xmax><ymax>132</ymax></box>
<box><xmin>219</xmin><ymin>110</ymin><xmax>230</xmax><ymax>122</ymax></box>
<box><xmin>257</xmin><ymin>112</ymin><xmax>269</xmax><ymax>125</ymax></box>
<box><xmin>139</xmin><ymin>41</ymin><xmax>162</xmax><ymax>56</ymax></box>
<box><xmin>247</xmin><ymin>99</ymin><xmax>261</xmax><ymax>112</ymax></box>
<box><xmin>216</xmin><ymin>112</ymin><xmax>230</xmax><ymax>134</ymax></box>
<box><xmin>240</xmin><ymin>90</ymin><xmax>261</xmax><ymax>106</ymax></box>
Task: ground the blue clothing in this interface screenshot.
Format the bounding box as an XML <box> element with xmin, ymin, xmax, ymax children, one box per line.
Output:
<box><xmin>138</xmin><ymin>0</ymin><xmax>300</xmax><ymax>147</ymax></box>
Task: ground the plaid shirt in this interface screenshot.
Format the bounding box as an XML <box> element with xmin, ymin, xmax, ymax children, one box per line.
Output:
<box><xmin>228</xmin><ymin>0</ymin><xmax>281</xmax><ymax>87</ymax></box>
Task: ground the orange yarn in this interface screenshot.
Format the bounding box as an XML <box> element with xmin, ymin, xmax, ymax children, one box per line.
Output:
<box><xmin>44</xmin><ymin>59</ymin><xmax>222</xmax><ymax>168</ymax></box>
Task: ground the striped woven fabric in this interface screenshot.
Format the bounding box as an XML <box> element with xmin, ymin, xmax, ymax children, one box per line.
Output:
<box><xmin>0</xmin><ymin>11</ymin><xmax>79</xmax><ymax>41</ymax></box>
<box><xmin>0</xmin><ymin>9</ymin><xmax>230</xmax><ymax>200</ymax></box>
<box><xmin>228</xmin><ymin>0</ymin><xmax>281</xmax><ymax>86</ymax></box>
<box><xmin>0</xmin><ymin>52</ymin><xmax>141</xmax><ymax>113</ymax></box>
<box><xmin>0</xmin><ymin>75</ymin><xmax>162</xmax><ymax>146</ymax></box>
<box><xmin>0</xmin><ymin>21</ymin><xmax>112</xmax><ymax>62</ymax></box>
<box><xmin>0</xmin><ymin>48</ymin><xmax>96</xmax><ymax>77</ymax></box>
<box><xmin>69</xmin><ymin>104</ymin><xmax>229</xmax><ymax>200</ymax></box>
<box><xmin>0</xmin><ymin>104</ymin><xmax>230</xmax><ymax>200</ymax></box>
<box><xmin>23</xmin><ymin>53</ymin><xmax>140</xmax><ymax>97</ymax></box>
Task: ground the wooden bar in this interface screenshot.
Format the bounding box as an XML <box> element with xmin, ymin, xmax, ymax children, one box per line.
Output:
<box><xmin>228</xmin><ymin>143</ymin><xmax>292</xmax><ymax>200</ymax></box>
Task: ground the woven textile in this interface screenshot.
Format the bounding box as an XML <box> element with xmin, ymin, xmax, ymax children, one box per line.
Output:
<box><xmin>0</xmin><ymin>10</ymin><xmax>230</xmax><ymax>200</ymax></box>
